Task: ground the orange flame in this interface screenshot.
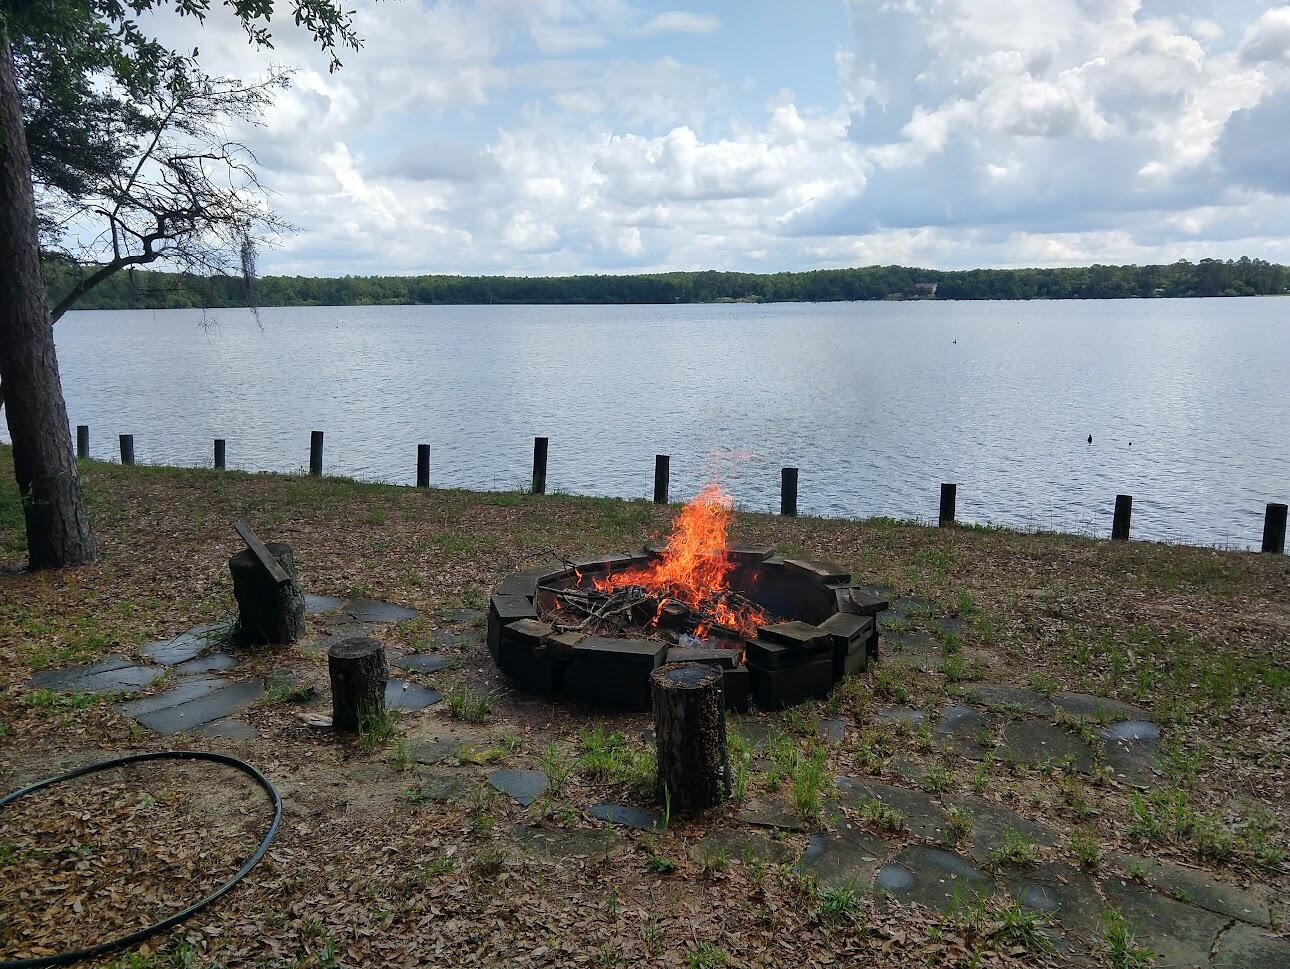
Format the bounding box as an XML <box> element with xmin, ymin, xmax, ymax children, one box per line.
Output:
<box><xmin>594</xmin><ymin>483</ymin><xmax>767</xmax><ymax>639</ymax></box>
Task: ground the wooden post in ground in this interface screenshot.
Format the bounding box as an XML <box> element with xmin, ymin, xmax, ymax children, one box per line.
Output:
<box><xmin>532</xmin><ymin>436</ymin><xmax>548</xmax><ymax>495</ymax></box>
<box><xmin>417</xmin><ymin>444</ymin><xmax>430</xmax><ymax>488</ymax></box>
<box><xmin>309</xmin><ymin>431</ymin><xmax>324</xmax><ymax>476</ymax></box>
<box><xmin>76</xmin><ymin>425</ymin><xmax>89</xmax><ymax>459</ymax></box>
<box><xmin>1262</xmin><ymin>502</ymin><xmax>1287</xmax><ymax>554</ymax></box>
<box><xmin>228</xmin><ymin>537</ymin><xmax>305</xmax><ymax>644</ymax></box>
<box><xmin>1112</xmin><ymin>494</ymin><xmax>1133</xmax><ymax>541</ymax></box>
<box><xmin>651</xmin><ymin>663</ymin><xmax>730</xmax><ymax>811</ymax></box>
<box><xmin>654</xmin><ymin>454</ymin><xmax>670</xmax><ymax>504</ymax></box>
<box><xmin>119</xmin><ymin>434</ymin><xmax>134</xmax><ymax>465</ymax></box>
<box><xmin>214</xmin><ymin>438</ymin><xmax>226</xmax><ymax>470</ymax></box>
<box><xmin>781</xmin><ymin>467</ymin><xmax>798</xmax><ymax>517</ymax></box>
<box><xmin>329</xmin><ymin>637</ymin><xmax>388</xmax><ymax>732</ymax></box>
<box><xmin>939</xmin><ymin>483</ymin><xmax>957</xmax><ymax>527</ymax></box>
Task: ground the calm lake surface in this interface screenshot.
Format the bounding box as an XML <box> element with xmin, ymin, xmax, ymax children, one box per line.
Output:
<box><xmin>20</xmin><ymin>298</ymin><xmax>1290</xmax><ymax>548</ymax></box>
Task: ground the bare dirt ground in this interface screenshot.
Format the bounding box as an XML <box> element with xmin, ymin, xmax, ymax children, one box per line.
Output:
<box><xmin>1</xmin><ymin>449</ymin><xmax>1286</xmax><ymax>968</ymax></box>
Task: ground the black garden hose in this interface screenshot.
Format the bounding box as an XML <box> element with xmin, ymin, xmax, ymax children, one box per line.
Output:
<box><xmin>0</xmin><ymin>751</ymin><xmax>282</xmax><ymax>969</ymax></box>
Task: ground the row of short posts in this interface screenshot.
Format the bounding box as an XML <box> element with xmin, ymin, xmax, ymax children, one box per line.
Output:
<box><xmin>72</xmin><ymin>424</ymin><xmax>1290</xmax><ymax>553</ymax></box>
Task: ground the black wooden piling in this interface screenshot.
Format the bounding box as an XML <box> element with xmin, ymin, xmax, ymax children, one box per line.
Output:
<box><xmin>781</xmin><ymin>467</ymin><xmax>798</xmax><ymax>517</ymax></box>
<box><xmin>939</xmin><ymin>483</ymin><xmax>957</xmax><ymax>527</ymax></box>
<box><xmin>654</xmin><ymin>454</ymin><xmax>670</xmax><ymax>505</ymax></box>
<box><xmin>532</xmin><ymin>436</ymin><xmax>548</xmax><ymax>495</ymax></box>
<box><xmin>1262</xmin><ymin>502</ymin><xmax>1288</xmax><ymax>554</ymax></box>
<box><xmin>1112</xmin><ymin>494</ymin><xmax>1132</xmax><ymax>541</ymax></box>
<box><xmin>119</xmin><ymin>434</ymin><xmax>134</xmax><ymax>466</ymax></box>
<box><xmin>417</xmin><ymin>444</ymin><xmax>431</xmax><ymax>489</ymax></box>
<box><xmin>309</xmin><ymin>431</ymin><xmax>324</xmax><ymax>476</ymax></box>
<box><xmin>214</xmin><ymin>438</ymin><xmax>226</xmax><ymax>470</ymax></box>
<box><xmin>76</xmin><ymin>425</ymin><xmax>89</xmax><ymax>459</ymax></box>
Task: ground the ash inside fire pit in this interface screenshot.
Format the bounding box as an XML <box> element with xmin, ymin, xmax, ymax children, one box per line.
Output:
<box><xmin>489</xmin><ymin>487</ymin><xmax>888</xmax><ymax>710</ymax></box>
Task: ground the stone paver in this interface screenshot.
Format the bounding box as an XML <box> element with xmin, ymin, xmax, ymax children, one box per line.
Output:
<box><xmin>1212</xmin><ymin>923</ymin><xmax>1290</xmax><ymax>969</ymax></box>
<box><xmin>890</xmin><ymin>596</ymin><xmax>937</xmax><ymax>616</ymax></box>
<box><xmin>385</xmin><ymin>678</ymin><xmax>441</xmax><ymax>711</ymax></box>
<box><xmin>837</xmin><ymin>778</ymin><xmax>951</xmax><ymax>842</ymax></box>
<box><xmin>798</xmin><ymin>826</ymin><xmax>891</xmax><ymax>890</ymax></box>
<box><xmin>174</xmin><ymin>652</ymin><xmax>238</xmax><ymax>675</ymax></box>
<box><xmin>1098</xmin><ymin>720</ymin><xmax>1162</xmax><ymax>785</ymax></box>
<box><xmin>1000</xmin><ymin>719</ymin><xmax>1096</xmax><ymax>772</ymax></box>
<box><xmin>1109</xmin><ymin>852</ymin><xmax>1273</xmax><ymax>927</ymax></box>
<box><xmin>391</xmin><ymin>653</ymin><xmax>457</xmax><ymax>674</ymax></box>
<box><xmin>431</xmin><ymin>629</ymin><xmax>479</xmax><ymax>648</ymax></box>
<box><xmin>189</xmin><ymin>718</ymin><xmax>258</xmax><ymax>740</ymax></box>
<box><xmin>304</xmin><ymin>594</ymin><xmax>344</xmax><ymax>615</ymax></box>
<box><xmin>697</xmin><ymin>828</ymin><xmax>795</xmax><ymax>866</ymax></box>
<box><xmin>818</xmin><ymin>718</ymin><xmax>847</xmax><ymax>744</ymax></box>
<box><xmin>1102</xmin><ymin>874</ymin><xmax>1232</xmax><ymax>969</ymax></box>
<box><xmin>874</xmin><ymin>705</ymin><xmax>925</xmax><ymax>726</ymax></box>
<box><xmin>952</xmin><ymin>793</ymin><xmax>1058</xmax><ymax>864</ymax></box>
<box><xmin>588</xmin><ymin>802</ymin><xmax>663</xmax><ymax>830</ymax></box>
<box><xmin>736</xmin><ymin>797</ymin><xmax>807</xmax><ymax>832</ymax></box>
<box><xmin>1052</xmin><ymin>691</ymin><xmax>1151</xmax><ymax>722</ymax></box>
<box><xmin>933</xmin><ymin>704</ymin><xmax>995</xmax><ymax>760</ymax></box>
<box><xmin>874</xmin><ymin>845</ymin><xmax>995</xmax><ymax>913</ymax></box>
<box><xmin>1004</xmin><ymin>861</ymin><xmax>1104</xmax><ymax>953</ymax></box>
<box><xmin>124</xmin><ymin>678</ymin><xmax>264</xmax><ymax>734</ymax></box>
<box><xmin>31</xmin><ymin>656</ymin><xmax>164</xmax><ymax>696</ymax></box>
<box><xmin>884</xmin><ymin>630</ymin><xmax>937</xmax><ymax>652</ymax></box>
<box><xmin>488</xmin><ymin>768</ymin><xmax>549</xmax><ymax>806</ymax></box>
<box><xmin>514</xmin><ymin>824</ymin><xmax>620</xmax><ymax>862</ymax></box>
<box><xmin>961</xmin><ymin>682</ymin><xmax>1056</xmax><ymax>716</ymax></box>
<box><xmin>408</xmin><ymin>774</ymin><xmax>467</xmax><ymax>803</ymax></box>
<box><xmin>142</xmin><ymin>623</ymin><xmax>229</xmax><ymax>665</ymax></box>
<box><xmin>346</xmin><ymin>599</ymin><xmax>418</xmax><ymax>623</ymax></box>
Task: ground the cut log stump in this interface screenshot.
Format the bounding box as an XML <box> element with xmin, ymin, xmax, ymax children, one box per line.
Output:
<box><xmin>229</xmin><ymin>542</ymin><xmax>305</xmax><ymax>645</ymax></box>
<box><xmin>329</xmin><ymin>637</ymin><xmax>389</xmax><ymax>732</ymax></box>
<box><xmin>651</xmin><ymin>662</ymin><xmax>730</xmax><ymax>811</ymax></box>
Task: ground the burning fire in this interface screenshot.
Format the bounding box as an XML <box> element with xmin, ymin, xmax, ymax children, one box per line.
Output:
<box><xmin>594</xmin><ymin>483</ymin><xmax>768</xmax><ymax>639</ymax></box>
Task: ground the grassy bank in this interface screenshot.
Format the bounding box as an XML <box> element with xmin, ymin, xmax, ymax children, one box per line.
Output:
<box><xmin>0</xmin><ymin>446</ymin><xmax>1286</xmax><ymax>967</ymax></box>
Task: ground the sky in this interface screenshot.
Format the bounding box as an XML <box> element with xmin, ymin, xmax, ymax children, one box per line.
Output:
<box><xmin>140</xmin><ymin>0</ymin><xmax>1290</xmax><ymax>277</ymax></box>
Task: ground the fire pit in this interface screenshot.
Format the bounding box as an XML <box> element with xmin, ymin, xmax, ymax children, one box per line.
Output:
<box><xmin>488</xmin><ymin>487</ymin><xmax>887</xmax><ymax>710</ymax></box>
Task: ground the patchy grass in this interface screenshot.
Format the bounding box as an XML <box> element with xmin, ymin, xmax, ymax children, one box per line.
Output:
<box><xmin>444</xmin><ymin>684</ymin><xmax>498</xmax><ymax>722</ymax></box>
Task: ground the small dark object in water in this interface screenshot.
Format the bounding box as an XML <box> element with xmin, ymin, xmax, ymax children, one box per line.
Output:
<box><xmin>1087</xmin><ymin>434</ymin><xmax>1093</xmax><ymax>444</ymax></box>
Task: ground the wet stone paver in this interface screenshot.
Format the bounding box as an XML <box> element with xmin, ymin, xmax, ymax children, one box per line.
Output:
<box><xmin>1000</xmin><ymin>719</ymin><xmax>1097</xmax><ymax>772</ymax></box>
<box><xmin>1003</xmin><ymin>861</ymin><xmax>1104</xmax><ymax>954</ymax></box>
<box><xmin>1102</xmin><ymin>874</ymin><xmax>1232</xmax><ymax>969</ymax></box>
<box><xmin>390</xmin><ymin>653</ymin><xmax>457</xmax><ymax>674</ymax></box>
<box><xmin>1098</xmin><ymin>720</ymin><xmax>1162</xmax><ymax>785</ymax></box>
<box><xmin>142</xmin><ymin>623</ymin><xmax>227</xmax><ymax>664</ymax></box>
<box><xmin>119</xmin><ymin>678</ymin><xmax>264</xmax><ymax>734</ymax></box>
<box><xmin>588</xmin><ymin>802</ymin><xmax>663</xmax><ymax>830</ymax></box>
<box><xmin>30</xmin><ymin>656</ymin><xmax>163</xmax><ymax>696</ymax></box>
<box><xmin>698</xmin><ymin>828</ymin><xmax>796</xmax><ymax>866</ymax></box>
<box><xmin>837</xmin><ymin>778</ymin><xmax>950</xmax><ymax>842</ymax></box>
<box><xmin>874</xmin><ymin>705</ymin><xmax>925</xmax><ymax>726</ymax></box>
<box><xmin>933</xmin><ymin>704</ymin><xmax>995</xmax><ymax>760</ymax></box>
<box><xmin>1212</xmin><ymin>923</ymin><xmax>1290</xmax><ymax>969</ymax></box>
<box><xmin>875</xmin><ymin>845</ymin><xmax>995</xmax><ymax>913</ymax></box>
<box><xmin>173</xmin><ymin>652</ymin><xmax>238</xmax><ymax>675</ymax></box>
<box><xmin>953</xmin><ymin>793</ymin><xmax>1058</xmax><ymax>863</ymax></box>
<box><xmin>304</xmin><ymin>594</ymin><xmax>345</xmax><ymax>615</ymax></box>
<box><xmin>345</xmin><ymin>599</ymin><xmax>418</xmax><ymax>624</ymax></box>
<box><xmin>736</xmin><ymin>797</ymin><xmax>807</xmax><ymax>832</ymax></box>
<box><xmin>1052</xmin><ymin>691</ymin><xmax>1150</xmax><ymax>722</ymax></box>
<box><xmin>1109</xmin><ymin>852</ymin><xmax>1274</xmax><ymax>927</ymax></box>
<box><xmin>514</xmin><ymin>824</ymin><xmax>620</xmax><ymax>862</ymax></box>
<box><xmin>488</xmin><ymin>768</ymin><xmax>549</xmax><ymax>806</ymax></box>
<box><xmin>798</xmin><ymin>826</ymin><xmax>891</xmax><ymax>890</ymax></box>
<box><xmin>385</xmin><ymin>679</ymin><xmax>442</xmax><ymax>712</ymax></box>
<box><xmin>961</xmin><ymin>682</ymin><xmax>1056</xmax><ymax>716</ymax></box>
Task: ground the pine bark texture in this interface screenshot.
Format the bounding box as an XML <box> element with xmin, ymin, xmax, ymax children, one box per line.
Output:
<box><xmin>328</xmin><ymin>637</ymin><xmax>389</xmax><ymax>731</ymax></box>
<box><xmin>228</xmin><ymin>542</ymin><xmax>306</xmax><ymax>644</ymax></box>
<box><xmin>651</xmin><ymin>662</ymin><xmax>731</xmax><ymax>811</ymax></box>
<box><xmin>0</xmin><ymin>39</ymin><xmax>95</xmax><ymax>568</ymax></box>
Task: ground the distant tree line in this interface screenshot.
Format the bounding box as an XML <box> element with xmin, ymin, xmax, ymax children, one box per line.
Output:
<box><xmin>45</xmin><ymin>256</ymin><xmax>1290</xmax><ymax>311</ymax></box>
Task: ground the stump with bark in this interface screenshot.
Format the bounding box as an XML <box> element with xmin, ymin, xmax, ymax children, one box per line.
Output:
<box><xmin>651</xmin><ymin>662</ymin><xmax>730</xmax><ymax>811</ymax></box>
<box><xmin>328</xmin><ymin>637</ymin><xmax>389</xmax><ymax>732</ymax></box>
<box><xmin>228</xmin><ymin>542</ymin><xmax>306</xmax><ymax>645</ymax></box>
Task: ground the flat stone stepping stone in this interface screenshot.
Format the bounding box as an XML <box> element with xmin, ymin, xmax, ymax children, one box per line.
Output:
<box><xmin>391</xmin><ymin>652</ymin><xmax>457</xmax><ymax>674</ymax></box>
<box><xmin>116</xmin><ymin>675</ymin><xmax>227</xmax><ymax>716</ymax></box>
<box><xmin>411</xmin><ymin>737</ymin><xmax>460</xmax><ymax>765</ymax></box>
<box><xmin>1213</xmin><ymin>923</ymin><xmax>1290</xmax><ymax>969</ymax></box>
<box><xmin>952</xmin><ymin>794</ymin><xmax>1058</xmax><ymax>864</ymax></box>
<box><xmin>884</xmin><ymin>630</ymin><xmax>936</xmax><ymax>652</ymax></box>
<box><xmin>314</xmin><ymin>618</ymin><xmax>382</xmax><ymax>643</ymax></box>
<box><xmin>438</xmin><ymin>608</ymin><xmax>485</xmax><ymax>624</ymax></box>
<box><xmin>891</xmin><ymin>596</ymin><xmax>937</xmax><ymax>616</ymax></box>
<box><xmin>837</xmin><ymin>778</ymin><xmax>950</xmax><ymax>841</ymax></box>
<box><xmin>346</xmin><ymin>598</ymin><xmax>418</xmax><ymax>623</ymax></box>
<box><xmin>876</xmin><ymin>608</ymin><xmax>909</xmax><ymax>626</ymax></box>
<box><xmin>31</xmin><ymin>656</ymin><xmax>163</xmax><ymax>695</ymax></box>
<box><xmin>1052</xmin><ymin>691</ymin><xmax>1150</xmax><ymax>722</ymax></box>
<box><xmin>1109</xmin><ymin>852</ymin><xmax>1273</xmax><ymax>927</ymax></box>
<box><xmin>798</xmin><ymin>826</ymin><xmax>891</xmax><ymax>890</ymax></box>
<box><xmin>1098</xmin><ymin>721</ymin><xmax>1162</xmax><ymax>785</ymax></box>
<box><xmin>587</xmin><ymin>802</ymin><xmax>663</xmax><ymax>830</ymax></box>
<box><xmin>961</xmin><ymin>683</ymin><xmax>1056</xmax><ymax>716</ymax></box>
<box><xmin>875</xmin><ymin>705</ymin><xmax>925</xmax><ymax>726</ymax></box>
<box><xmin>818</xmin><ymin>718</ymin><xmax>848</xmax><ymax>744</ymax></box>
<box><xmin>409</xmin><ymin>774</ymin><xmax>467</xmax><ymax>803</ymax></box>
<box><xmin>931</xmin><ymin>616</ymin><xmax>967</xmax><ymax>636</ymax></box>
<box><xmin>304</xmin><ymin>594</ymin><xmax>345</xmax><ymax>615</ymax></box>
<box><xmin>514</xmin><ymin>824</ymin><xmax>620</xmax><ymax>862</ymax></box>
<box><xmin>174</xmin><ymin>652</ymin><xmax>238</xmax><ymax>675</ymax></box>
<box><xmin>189</xmin><ymin>718</ymin><xmax>257</xmax><ymax>740</ymax></box>
<box><xmin>1004</xmin><ymin>861</ymin><xmax>1103</xmax><ymax>951</ymax></box>
<box><xmin>736</xmin><ymin>797</ymin><xmax>807</xmax><ymax>832</ymax></box>
<box><xmin>1102</xmin><ymin>874</ymin><xmax>1231</xmax><ymax>969</ymax></box>
<box><xmin>933</xmin><ymin>704</ymin><xmax>995</xmax><ymax>760</ymax></box>
<box><xmin>488</xmin><ymin>768</ymin><xmax>549</xmax><ymax>806</ymax></box>
<box><xmin>697</xmin><ymin>828</ymin><xmax>795</xmax><ymax>866</ymax></box>
<box><xmin>730</xmin><ymin>719</ymin><xmax>773</xmax><ymax>746</ymax></box>
<box><xmin>125</xmin><ymin>678</ymin><xmax>264</xmax><ymax>734</ymax></box>
<box><xmin>874</xmin><ymin>845</ymin><xmax>994</xmax><ymax>913</ymax></box>
<box><xmin>385</xmin><ymin>678</ymin><xmax>441</xmax><ymax>711</ymax></box>
<box><xmin>1000</xmin><ymin>719</ymin><xmax>1096</xmax><ymax>772</ymax></box>
<box><xmin>852</xmin><ymin>583</ymin><xmax>890</xmax><ymax>599</ymax></box>
<box><xmin>142</xmin><ymin>623</ymin><xmax>228</xmax><ymax>665</ymax></box>
<box><xmin>431</xmin><ymin>629</ymin><xmax>478</xmax><ymax>648</ymax></box>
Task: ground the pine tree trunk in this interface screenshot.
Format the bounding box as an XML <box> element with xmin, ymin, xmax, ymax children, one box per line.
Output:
<box><xmin>0</xmin><ymin>39</ymin><xmax>95</xmax><ymax>569</ymax></box>
<box><xmin>651</xmin><ymin>663</ymin><xmax>730</xmax><ymax>811</ymax></box>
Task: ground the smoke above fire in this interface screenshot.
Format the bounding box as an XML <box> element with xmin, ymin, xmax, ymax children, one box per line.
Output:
<box><xmin>594</xmin><ymin>483</ymin><xmax>767</xmax><ymax>639</ymax></box>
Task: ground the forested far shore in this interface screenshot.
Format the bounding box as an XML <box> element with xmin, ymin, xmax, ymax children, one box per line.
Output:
<box><xmin>46</xmin><ymin>256</ymin><xmax>1290</xmax><ymax>310</ymax></box>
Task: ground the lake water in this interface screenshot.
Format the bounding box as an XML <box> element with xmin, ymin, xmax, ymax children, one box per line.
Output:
<box><xmin>15</xmin><ymin>298</ymin><xmax>1290</xmax><ymax>548</ymax></box>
